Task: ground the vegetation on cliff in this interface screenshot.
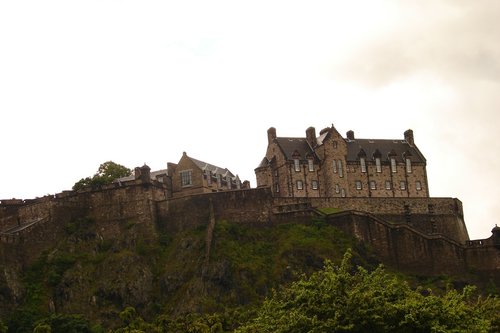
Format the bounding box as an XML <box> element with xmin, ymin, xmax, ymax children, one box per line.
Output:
<box><xmin>2</xmin><ymin>217</ymin><xmax>500</xmax><ymax>332</ymax></box>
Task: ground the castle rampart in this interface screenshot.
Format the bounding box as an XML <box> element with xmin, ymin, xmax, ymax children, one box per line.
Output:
<box><xmin>1</xmin><ymin>181</ymin><xmax>499</xmax><ymax>278</ymax></box>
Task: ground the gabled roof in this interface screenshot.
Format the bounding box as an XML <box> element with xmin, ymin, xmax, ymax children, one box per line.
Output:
<box><xmin>188</xmin><ymin>156</ymin><xmax>235</xmax><ymax>178</ymax></box>
<box><xmin>275</xmin><ymin>137</ymin><xmax>314</xmax><ymax>160</ymax></box>
<box><xmin>346</xmin><ymin>139</ymin><xmax>426</xmax><ymax>162</ymax></box>
<box><xmin>115</xmin><ymin>168</ymin><xmax>168</xmax><ymax>183</ymax></box>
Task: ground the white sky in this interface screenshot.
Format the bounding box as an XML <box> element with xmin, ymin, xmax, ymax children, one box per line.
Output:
<box><xmin>1</xmin><ymin>1</ymin><xmax>499</xmax><ymax>240</ymax></box>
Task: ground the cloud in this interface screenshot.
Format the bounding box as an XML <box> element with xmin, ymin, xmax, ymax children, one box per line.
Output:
<box><xmin>331</xmin><ymin>1</ymin><xmax>500</xmax><ymax>86</ymax></box>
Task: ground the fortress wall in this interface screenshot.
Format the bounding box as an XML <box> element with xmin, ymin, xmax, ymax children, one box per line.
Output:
<box><xmin>273</xmin><ymin>196</ymin><xmax>468</xmax><ymax>243</ymax></box>
<box><xmin>328</xmin><ymin>212</ymin><xmax>467</xmax><ymax>275</ymax></box>
<box><xmin>157</xmin><ymin>188</ymin><xmax>274</xmax><ymax>232</ymax></box>
<box><xmin>465</xmin><ymin>244</ymin><xmax>500</xmax><ymax>273</ymax></box>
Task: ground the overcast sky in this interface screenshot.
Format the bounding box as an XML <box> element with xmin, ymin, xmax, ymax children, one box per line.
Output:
<box><xmin>1</xmin><ymin>1</ymin><xmax>499</xmax><ymax>239</ymax></box>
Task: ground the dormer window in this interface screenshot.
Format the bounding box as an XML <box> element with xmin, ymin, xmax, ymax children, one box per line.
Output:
<box><xmin>360</xmin><ymin>157</ymin><xmax>366</xmax><ymax>173</ymax></box>
<box><xmin>391</xmin><ymin>158</ymin><xmax>397</xmax><ymax>173</ymax></box>
<box><xmin>308</xmin><ymin>158</ymin><xmax>314</xmax><ymax>172</ymax></box>
<box><xmin>375</xmin><ymin>158</ymin><xmax>381</xmax><ymax>173</ymax></box>
<box><xmin>294</xmin><ymin>159</ymin><xmax>300</xmax><ymax>172</ymax></box>
<box><xmin>406</xmin><ymin>158</ymin><xmax>412</xmax><ymax>173</ymax></box>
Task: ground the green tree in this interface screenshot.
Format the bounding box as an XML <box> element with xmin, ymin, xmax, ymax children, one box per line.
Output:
<box><xmin>236</xmin><ymin>250</ymin><xmax>495</xmax><ymax>333</ymax></box>
<box><xmin>33</xmin><ymin>314</ymin><xmax>91</xmax><ymax>333</ymax></box>
<box><xmin>73</xmin><ymin>161</ymin><xmax>131</xmax><ymax>190</ymax></box>
<box><xmin>0</xmin><ymin>320</ymin><xmax>7</xmax><ymax>333</ymax></box>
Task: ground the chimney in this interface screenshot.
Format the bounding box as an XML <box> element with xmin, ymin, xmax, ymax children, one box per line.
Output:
<box><xmin>404</xmin><ymin>129</ymin><xmax>414</xmax><ymax>146</ymax></box>
<box><xmin>267</xmin><ymin>127</ymin><xmax>277</xmax><ymax>145</ymax></box>
<box><xmin>346</xmin><ymin>130</ymin><xmax>355</xmax><ymax>140</ymax></box>
<box><xmin>140</xmin><ymin>164</ymin><xmax>151</xmax><ymax>183</ymax></box>
<box><xmin>306</xmin><ymin>126</ymin><xmax>316</xmax><ymax>148</ymax></box>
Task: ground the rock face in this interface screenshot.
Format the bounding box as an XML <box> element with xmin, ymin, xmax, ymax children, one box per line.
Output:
<box><xmin>1</xmin><ymin>183</ymin><xmax>500</xmax><ymax>327</ymax></box>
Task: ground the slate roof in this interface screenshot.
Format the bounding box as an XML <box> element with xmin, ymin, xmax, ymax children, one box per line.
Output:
<box><xmin>272</xmin><ymin>136</ymin><xmax>426</xmax><ymax>163</ymax></box>
<box><xmin>188</xmin><ymin>156</ymin><xmax>235</xmax><ymax>178</ymax></box>
<box><xmin>115</xmin><ymin>168</ymin><xmax>169</xmax><ymax>182</ymax></box>
<box><xmin>275</xmin><ymin>137</ymin><xmax>314</xmax><ymax>160</ymax></box>
<box><xmin>346</xmin><ymin>139</ymin><xmax>426</xmax><ymax>162</ymax></box>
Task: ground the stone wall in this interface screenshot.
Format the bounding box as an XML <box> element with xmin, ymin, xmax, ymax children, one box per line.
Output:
<box><xmin>325</xmin><ymin>211</ymin><xmax>468</xmax><ymax>275</ymax></box>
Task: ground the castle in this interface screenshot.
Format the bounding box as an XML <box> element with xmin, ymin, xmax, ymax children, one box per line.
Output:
<box><xmin>1</xmin><ymin>124</ymin><xmax>500</xmax><ymax>280</ymax></box>
<box><xmin>255</xmin><ymin>126</ymin><xmax>428</xmax><ymax>198</ymax></box>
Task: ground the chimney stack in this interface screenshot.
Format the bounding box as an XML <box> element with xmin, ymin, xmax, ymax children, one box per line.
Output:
<box><xmin>404</xmin><ymin>129</ymin><xmax>414</xmax><ymax>146</ymax></box>
<box><xmin>267</xmin><ymin>127</ymin><xmax>277</xmax><ymax>145</ymax></box>
<box><xmin>346</xmin><ymin>130</ymin><xmax>355</xmax><ymax>140</ymax></box>
<box><xmin>306</xmin><ymin>126</ymin><xmax>316</xmax><ymax>148</ymax></box>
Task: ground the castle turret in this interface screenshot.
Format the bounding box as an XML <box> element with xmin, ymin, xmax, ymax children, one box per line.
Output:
<box><xmin>491</xmin><ymin>225</ymin><xmax>500</xmax><ymax>246</ymax></box>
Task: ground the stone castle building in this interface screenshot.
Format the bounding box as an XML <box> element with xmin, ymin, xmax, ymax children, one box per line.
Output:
<box><xmin>118</xmin><ymin>152</ymin><xmax>249</xmax><ymax>198</ymax></box>
<box><xmin>255</xmin><ymin>125</ymin><xmax>429</xmax><ymax>198</ymax></box>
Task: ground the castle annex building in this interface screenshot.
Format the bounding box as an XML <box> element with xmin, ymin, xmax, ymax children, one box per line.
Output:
<box><xmin>255</xmin><ymin>126</ymin><xmax>429</xmax><ymax>198</ymax></box>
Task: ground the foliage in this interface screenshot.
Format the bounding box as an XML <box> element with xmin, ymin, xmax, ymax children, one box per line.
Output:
<box><xmin>72</xmin><ymin>161</ymin><xmax>131</xmax><ymax>190</ymax></box>
<box><xmin>0</xmin><ymin>320</ymin><xmax>7</xmax><ymax>333</ymax></box>
<box><xmin>33</xmin><ymin>314</ymin><xmax>92</xmax><ymax>333</ymax></box>
<box><xmin>236</xmin><ymin>249</ymin><xmax>497</xmax><ymax>333</ymax></box>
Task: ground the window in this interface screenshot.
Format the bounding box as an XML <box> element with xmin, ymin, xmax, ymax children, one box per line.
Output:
<box><xmin>360</xmin><ymin>157</ymin><xmax>366</xmax><ymax>173</ymax></box>
<box><xmin>335</xmin><ymin>184</ymin><xmax>340</xmax><ymax>194</ymax></box>
<box><xmin>391</xmin><ymin>158</ymin><xmax>397</xmax><ymax>173</ymax></box>
<box><xmin>400</xmin><ymin>181</ymin><xmax>406</xmax><ymax>190</ymax></box>
<box><xmin>294</xmin><ymin>159</ymin><xmax>300</xmax><ymax>172</ymax></box>
<box><xmin>338</xmin><ymin>160</ymin><xmax>344</xmax><ymax>178</ymax></box>
<box><xmin>406</xmin><ymin>158</ymin><xmax>412</xmax><ymax>173</ymax></box>
<box><xmin>341</xmin><ymin>188</ymin><xmax>346</xmax><ymax>197</ymax></box>
<box><xmin>385</xmin><ymin>180</ymin><xmax>392</xmax><ymax>190</ymax></box>
<box><xmin>297</xmin><ymin>180</ymin><xmax>303</xmax><ymax>190</ymax></box>
<box><xmin>312</xmin><ymin>180</ymin><xmax>318</xmax><ymax>190</ymax></box>
<box><xmin>180</xmin><ymin>170</ymin><xmax>192</xmax><ymax>187</ymax></box>
<box><xmin>333</xmin><ymin>160</ymin><xmax>337</xmax><ymax>173</ymax></box>
<box><xmin>333</xmin><ymin>141</ymin><xmax>338</xmax><ymax>149</ymax></box>
<box><xmin>370</xmin><ymin>180</ymin><xmax>376</xmax><ymax>190</ymax></box>
<box><xmin>375</xmin><ymin>158</ymin><xmax>382</xmax><ymax>173</ymax></box>
<box><xmin>308</xmin><ymin>159</ymin><xmax>314</xmax><ymax>172</ymax></box>
<box><xmin>355</xmin><ymin>181</ymin><xmax>362</xmax><ymax>190</ymax></box>
<box><xmin>275</xmin><ymin>183</ymin><xmax>280</xmax><ymax>193</ymax></box>
<box><xmin>416</xmin><ymin>181</ymin><xmax>422</xmax><ymax>191</ymax></box>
